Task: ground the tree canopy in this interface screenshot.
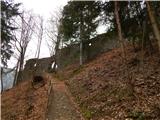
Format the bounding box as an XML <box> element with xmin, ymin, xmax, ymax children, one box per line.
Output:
<box><xmin>1</xmin><ymin>0</ymin><xmax>21</xmax><ymax>67</ymax></box>
<box><xmin>60</xmin><ymin>1</ymin><xmax>101</xmax><ymax>43</ymax></box>
<box><xmin>59</xmin><ymin>1</ymin><xmax>159</xmax><ymax>48</ymax></box>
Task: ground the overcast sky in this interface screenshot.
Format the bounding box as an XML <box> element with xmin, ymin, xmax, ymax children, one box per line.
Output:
<box><xmin>8</xmin><ymin>0</ymin><xmax>68</xmax><ymax>67</ymax></box>
<box><xmin>15</xmin><ymin>0</ymin><xmax>68</xmax><ymax>18</ymax></box>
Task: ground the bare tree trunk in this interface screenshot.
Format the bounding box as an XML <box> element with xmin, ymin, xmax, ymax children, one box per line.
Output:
<box><xmin>114</xmin><ymin>1</ymin><xmax>134</xmax><ymax>95</ymax></box>
<box><xmin>52</xmin><ymin>35</ymin><xmax>61</xmax><ymax>71</ymax></box>
<box><xmin>141</xmin><ymin>20</ymin><xmax>146</xmax><ymax>75</ymax></box>
<box><xmin>46</xmin><ymin>9</ymin><xmax>63</xmax><ymax>71</ymax></box>
<box><xmin>80</xmin><ymin>41</ymin><xmax>83</xmax><ymax>65</ymax></box>
<box><xmin>13</xmin><ymin>59</ymin><xmax>20</xmax><ymax>85</ymax></box>
<box><xmin>114</xmin><ymin>1</ymin><xmax>126</xmax><ymax>60</ymax></box>
<box><xmin>80</xmin><ymin>11</ymin><xmax>83</xmax><ymax>66</ymax></box>
<box><xmin>1</xmin><ymin>68</ymin><xmax>4</xmax><ymax>92</ymax></box>
<box><xmin>35</xmin><ymin>23</ymin><xmax>43</xmax><ymax>61</ymax></box>
<box><xmin>1</xmin><ymin>79</ymin><xmax>3</xmax><ymax>92</ymax></box>
<box><xmin>17</xmin><ymin>52</ymin><xmax>24</xmax><ymax>82</ymax></box>
<box><xmin>33</xmin><ymin>16</ymin><xmax>43</xmax><ymax>76</ymax></box>
<box><xmin>14</xmin><ymin>12</ymin><xmax>35</xmax><ymax>85</ymax></box>
<box><xmin>146</xmin><ymin>1</ymin><xmax>160</xmax><ymax>52</ymax></box>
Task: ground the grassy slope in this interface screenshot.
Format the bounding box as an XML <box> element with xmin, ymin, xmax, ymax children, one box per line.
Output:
<box><xmin>58</xmin><ymin>45</ymin><xmax>160</xmax><ymax>120</ymax></box>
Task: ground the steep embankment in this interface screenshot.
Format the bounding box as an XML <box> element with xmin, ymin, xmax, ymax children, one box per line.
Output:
<box><xmin>58</xmin><ymin>45</ymin><xmax>160</xmax><ymax>120</ymax></box>
<box><xmin>1</xmin><ymin>74</ymin><xmax>51</xmax><ymax>120</ymax></box>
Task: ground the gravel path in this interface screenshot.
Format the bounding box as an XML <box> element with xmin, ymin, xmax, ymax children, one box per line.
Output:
<box><xmin>46</xmin><ymin>79</ymin><xmax>84</xmax><ymax>120</ymax></box>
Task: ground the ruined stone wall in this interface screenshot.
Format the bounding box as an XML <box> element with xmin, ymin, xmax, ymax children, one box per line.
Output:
<box><xmin>57</xmin><ymin>33</ymin><xmax>118</xmax><ymax>69</ymax></box>
<box><xmin>22</xmin><ymin>33</ymin><xmax>118</xmax><ymax>78</ymax></box>
<box><xmin>22</xmin><ymin>56</ymin><xmax>54</xmax><ymax>80</ymax></box>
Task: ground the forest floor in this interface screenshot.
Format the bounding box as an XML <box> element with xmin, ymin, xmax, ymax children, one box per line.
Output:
<box><xmin>1</xmin><ymin>74</ymin><xmax>50</xmax><ymax>120</ymax></box>
<box><xmin>1</xmin><ymin>43</ymin><xmax>160</xmax><ymax>120</ymax></box>
<box><xmin>57</xmin><ymin>44</ymin><xmax>160</xmax><ymax>120</ymax></box>
<box><xmin>46</xmin><ymin>77</ymin><xmax>84</xmax><ymax>120</ymax></box>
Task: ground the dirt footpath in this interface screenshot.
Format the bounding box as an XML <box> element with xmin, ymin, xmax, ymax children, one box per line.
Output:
<box><xmin>46</xmin><ymin>78</ymin><xmax>84</xmax><ymax>120</ymax></box>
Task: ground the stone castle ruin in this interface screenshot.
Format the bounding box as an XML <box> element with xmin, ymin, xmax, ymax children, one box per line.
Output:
<box><xmin>57</xmin><ymin>33</ymin><xmax>118</xmax><ymax>69</ymax></box>
<box><xmin>22</xmin><ymin>32</ymin><xmax>118</xmax><ymax>79</ymax></box>
<box><xmin>22</xmin><ymin>56</ymin><xmax>54</xmax><ymax>80</ymax></box>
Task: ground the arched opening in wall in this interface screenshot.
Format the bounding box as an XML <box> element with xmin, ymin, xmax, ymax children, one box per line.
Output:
<box><xmin>32</xmin><ymin>75</ymin><xmax>45</xmax><ymax>89</ymax></box>
<box><xmin>34</xmin><ymin>63</ymin><xmax>37</xmax><ymax>67</ymax></box>
<box><xmin>51</xmin><ymin>62</ymin><xmax>58</xmax><ymax>70</ymax></box>
<box><xmin>51</xmin><ymin>62</ymin><xmax>55</xmax><ymax>69</ymax></box>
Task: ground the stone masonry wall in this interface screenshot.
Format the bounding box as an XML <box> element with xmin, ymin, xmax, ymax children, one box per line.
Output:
<box><xmin>22</xmin><ymin>56</ymin><xmax>54</xmax><ymax>80</ymax></box>
<box><xmin>56</xmin><ymin>33</ymin><xmax>118</xmax><ymax>69</ymax></box>
<box><xmin>23</xmin><ymin>32</ymin><xmax>118</xmax><ymax>79</ymax></box>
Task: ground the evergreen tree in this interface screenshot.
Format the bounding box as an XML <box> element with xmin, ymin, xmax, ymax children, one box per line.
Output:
<box><xmin>1</xmin><ymin>0</ymin><xmax>20</xmax><ymax>67</ymax></box>
<box><xmin>60</xmin><ymin>1</ymin><xmax>101</xmax><ymax>65</ymax></box>
<box><xmin>101</xmin><ymin>1</ymin><xmax>157</xmax><ymax>49</ymax></box>
<box><xmin>60</xmin><ymin>1</ymin><xmax>101</xmax><ymax>43</ymax></box>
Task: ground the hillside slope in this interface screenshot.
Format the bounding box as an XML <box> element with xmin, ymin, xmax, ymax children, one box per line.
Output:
<box><xmin>58</xmin><ymin>45</ymin><xmax>160</xmax><ymax>120</ymax></box>
<box><xmin>1</xmin><ymin>74</ymin><xmax>50</xmax><ymax>120</ymax></box>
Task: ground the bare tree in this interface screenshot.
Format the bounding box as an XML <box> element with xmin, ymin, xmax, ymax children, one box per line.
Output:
<box><xmin>114</xmin><ymin>1</ymin><xmax>126</xmax><ymax>60</ymax></box>
<box><xmin>33</xmin><ymin>16</ymin><xmax>44</xmax><ymax>74</ymax></box>
<box><xmin>13</xmin><ymin>12</ymin><xmax>35</xmax><ymax>85</ymax></box>
<box><xmin>35</xmin><ymin>16</ymin><xmax>44</xmax><ymax>60</ymax></box>
<box><xmin>46</xmin><ymin>8</ymin><xmax>63</xmax><ymax>53</ymax></box>
<box><xmin>1</xmin><ymin>68</ymin><xmax>4</xmax><ymax>92</ymax></box>
<box><xmin>46</xmin><ymin>8</ymin><xmax>63</xmax><ymax>71</ymax></box>
<box><xmin>79</xmin><ymin>10</ymin><xmax>83</xmax><ymax>66</ymax></box>
<box><xmin>114</xmin><ymin>1</ymin><xmax>134</xmax><ymax>95</ymax></box>
<box><xmin>146</xmin><ymin>1</ymin><xmax>160</xmax><ymax>52</ymax></box>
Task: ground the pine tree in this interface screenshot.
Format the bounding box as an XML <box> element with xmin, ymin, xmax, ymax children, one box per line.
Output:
<box><xmin>1</xmin><ymin>0</ymin><xmax>20</xmax><ymax>67</ymax></box>
<box><xmin>60</xmin><ymin>1</ymin><xmax>101</xmax><ymax>65</ymax></box>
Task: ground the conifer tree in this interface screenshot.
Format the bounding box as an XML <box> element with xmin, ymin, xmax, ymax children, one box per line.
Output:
<box><xmin>1</xmin><ymin>0</ymin><xmax>20</xmax><ymax>67</ymax></box>
<box><xmin>60</xmin><ymin>1</ymin><xmax>101</xmax><ymax>65</ymax></box>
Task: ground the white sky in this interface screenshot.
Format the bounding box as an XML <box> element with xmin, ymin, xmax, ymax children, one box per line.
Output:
<box><xmin>16</xmin><ymin>0</ymin><xmax>68</xmax><ymax>58</ymax></box>
<box><xmin>15</xmin><ymin>0</ymin><xmax>68</xmax><ymax>18</ymax></box>
<box><xmin>8</xmin><ymin>0</ymin><xmax>68</xmax><ymax>67</ymax></box>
